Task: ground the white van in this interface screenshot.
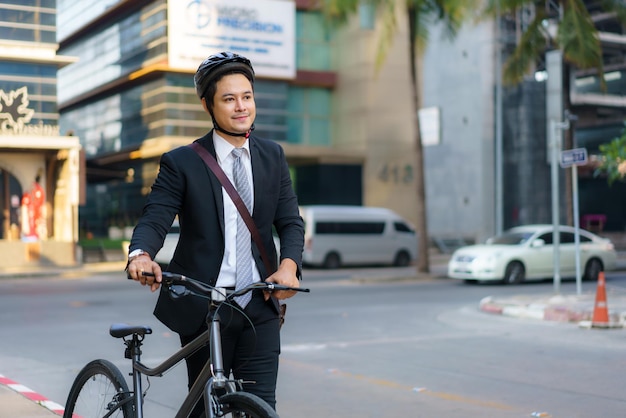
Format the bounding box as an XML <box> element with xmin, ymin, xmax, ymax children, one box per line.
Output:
<box><xmin>299</xmin><ymin>205</ymin><xmax>417</xmax><ymax>268</ymax></box>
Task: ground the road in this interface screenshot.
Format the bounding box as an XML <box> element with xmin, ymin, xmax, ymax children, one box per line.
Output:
<box><xmin>1</xmin><ymin>268</ymin><xmax>626</xmax><ymax>417</ymax></box>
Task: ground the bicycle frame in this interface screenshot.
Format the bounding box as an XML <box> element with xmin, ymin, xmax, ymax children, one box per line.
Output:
<box><xmin>125</xmin><ymin>307</ymin><xmax>235</xmax><ymax>418</ymax></box>
<box><xmin>100</xmin><ymin>273</ymin><xmax>309</xmax><ymax>418</ymax></box>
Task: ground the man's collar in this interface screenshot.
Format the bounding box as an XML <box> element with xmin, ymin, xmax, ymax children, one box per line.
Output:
<box><xmin>213</xmin><ymin>130</ymin><xmax>250</xmax><ymax>164</ymax></box>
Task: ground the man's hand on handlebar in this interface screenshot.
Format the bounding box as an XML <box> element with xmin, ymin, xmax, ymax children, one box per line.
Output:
<box><xmin>264</xmin><ymin>258</ymin><xmax>299</xmax><ymax>301</ymax></box>
<box><xmin>127</xmin><ymin>254</ymin><xmax>162</xmax><ymax>292</ymax></box>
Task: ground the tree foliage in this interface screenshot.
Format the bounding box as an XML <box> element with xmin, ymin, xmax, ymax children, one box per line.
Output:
<box><xmin>480</xmin><ymin>0</ymin><xmax>626</xmax><ymax>87</ymax></box>
<box><xmin>323</xmin><ymin>0</ymin><xmax>472</xmax><ymax>70</ymax></box>
<box><xmin>595</xmin><ymin>126</ymin><xmax>626</xmax><ymax>185</ymax></box>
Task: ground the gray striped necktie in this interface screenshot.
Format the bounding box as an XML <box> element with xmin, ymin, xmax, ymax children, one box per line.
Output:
<box><xmin>232</xmin><ymin>147</ymin><xmax>253</xmax><ymax>308</ymax></box>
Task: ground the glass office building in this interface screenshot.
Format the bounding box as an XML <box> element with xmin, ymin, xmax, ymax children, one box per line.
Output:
<box><xmin>0</xmin><ymin>0</ymin><xmax>58</xmax><ymax>128</ymax></box>
<box><xmin>57</xmin><ymin>0</ymin><xmax>363</xmax><ymax>237</ymax></box>
<box><xmin>0</xmin><ymin>0</ymin><xmax>81</xmax><ymax>268</ymax></box>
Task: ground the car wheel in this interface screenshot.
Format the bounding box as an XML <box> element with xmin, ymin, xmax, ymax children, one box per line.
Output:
<box><xmin>583</xmin><ymin>258</ymin><xmax>603</xmax><ymax>281</ymax></box>
<box><xmin>323</xmin><ymin>252</ymin><xmax>341</xmax><ymax>269</ymax></box>
<box><xmin>393</xmin><ymin>251</ymin><xmax>411</xmax><ymax>267</ymax></box>
<box><xmin>502</xmin><ymin>261</ymin><xmax>525</xmax><ymax>284</ymax></box>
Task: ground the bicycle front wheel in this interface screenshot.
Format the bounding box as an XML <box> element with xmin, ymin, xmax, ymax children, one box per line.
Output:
<box><xmin>217</xmin><ymin>391</ymin><xmax>279</xmax><ymax>418</ymax></box>
<box><xmin>63</xmin><ymin>359</ymin><xmax>133</xmax><ymax>418</ymax></box>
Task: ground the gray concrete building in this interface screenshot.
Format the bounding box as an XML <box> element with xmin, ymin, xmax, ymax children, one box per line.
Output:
<box><xmin>421</xmin><ymin>2</ymin><xmax>626</xmax><ymax>245</ymax></box>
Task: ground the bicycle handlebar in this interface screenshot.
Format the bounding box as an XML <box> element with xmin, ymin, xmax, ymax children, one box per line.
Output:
<box><xmin>140</xmin><ymin>271</ymin><xmax>310</xmax><ymax>300</ymax></box>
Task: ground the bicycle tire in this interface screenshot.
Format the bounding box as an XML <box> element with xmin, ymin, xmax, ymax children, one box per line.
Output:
<box><xmin>63</xmin><ymin>359</ymin><xmax>133</xmax><ymax>418</ymax></box>
<box><xmin>217</xmin><ymin>391</ymin><xmax>279</xmax><ymax>418</ymax></box>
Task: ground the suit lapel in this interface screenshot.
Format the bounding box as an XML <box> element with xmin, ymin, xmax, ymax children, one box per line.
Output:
<box><xmin>249</xmin><ymin>137</ymin><xmax>262</xmax><ymax>217</ymax></box>
<box><xmin>197</xmin><ymin>132</ymin><xmax>225</xmax><ymax>235</ymax></box>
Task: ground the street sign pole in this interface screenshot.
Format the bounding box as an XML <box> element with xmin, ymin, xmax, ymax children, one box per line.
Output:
<box><xmin>560</xmin><ymin>147</ymin><xmax>588</xmax><ymax>295</ymax></box>
<box><xmin>572</xmin><ymin>163</ymin><xmax>582</xmax><ymax>295</ymax></box>
<box><xmin>550</xmin><ymin>120</ymin><xmax>562</xmax><ymax>294</ymax></box>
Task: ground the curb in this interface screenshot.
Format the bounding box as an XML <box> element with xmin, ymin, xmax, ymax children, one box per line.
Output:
<box><xmin>0</xmin><ymin>374</ymin><xmax>62</xmax><ymax>416</ymax></box>
<box><xmin>478</xmin><ymin>295</ymin><xmax>626</xmax><ymax>326</ymax></box>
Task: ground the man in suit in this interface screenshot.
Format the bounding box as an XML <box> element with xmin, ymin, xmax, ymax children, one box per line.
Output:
<box><xmin>126</xmin><ymin>51</ymin><xmax>304</xmax><ymax>416</ymax></box>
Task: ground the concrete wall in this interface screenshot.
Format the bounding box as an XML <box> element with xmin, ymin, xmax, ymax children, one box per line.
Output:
<box><xmin>332</xmin><ymin>9</ymin><xmax>499</xmax><ymax>243</ymax></box>
<box><xmin>421</xmin><ymin>19</ymin><xmax>497</xmax><ymax>243</ymax></box>
<box><xmin>332</xmin><ymin>8</ymin><xmax>419</xmax><ymax>227</ymax></box>
<box><xmin>0</xmin><ymin>240</ymin><xmax>76</xmax><ymax>268</ymax></box>
<box><xmin>0</xmin><ymin>153</ymin><xmax>46</xmax><ymax>193</ymax></box>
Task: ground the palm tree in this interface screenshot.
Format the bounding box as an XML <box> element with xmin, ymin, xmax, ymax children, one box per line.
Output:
<box><xmin>322</xmin><ymin>0</ymin><xmax>474</xmax><ymax>273</ymax></box>
<box><xmin>482</xmin><ymin>0</ymin><xmax>626</xmax><ymax>225</ymax></box>
<box><xmin>484</xmin><ymin>0</ymin><xmax>618</xmax><ymax>85</ymax></box>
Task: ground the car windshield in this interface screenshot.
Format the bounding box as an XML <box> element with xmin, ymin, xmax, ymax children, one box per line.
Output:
<box><xmin>488</xmin><ymin>231</ymin><xmax>535</xmax><ymax>245</ymax></box>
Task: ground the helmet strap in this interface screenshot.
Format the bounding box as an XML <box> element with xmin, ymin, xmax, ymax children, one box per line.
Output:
<box><xmin>211</xmin><ymin>115</ymin><xmax>255</xmax><ymax>138</ymax></box>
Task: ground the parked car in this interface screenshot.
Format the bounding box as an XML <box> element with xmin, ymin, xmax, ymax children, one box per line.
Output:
<box><xmin>447</xmin><ymin>224</ymin><xmax>617</xmax><ymax>284</ymax></box>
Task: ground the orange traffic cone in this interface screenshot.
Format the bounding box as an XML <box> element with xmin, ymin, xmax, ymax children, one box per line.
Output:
<box><xmin>591</xmin><ymin>272</ymin><xmax>612</xmax><ymax>328</ymax></box>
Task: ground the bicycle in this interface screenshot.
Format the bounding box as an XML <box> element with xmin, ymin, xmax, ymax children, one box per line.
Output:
<box><xmin>62</xmin><ymin>271</ymin><xmax>310</xmax><ymax>418</ymax></box>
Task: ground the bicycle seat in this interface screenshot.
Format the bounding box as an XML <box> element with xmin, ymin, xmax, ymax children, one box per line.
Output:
<box><xmin>109</xmin><ymin>323</ymin><xmax>153</xmax><ymax>339</ymax></box>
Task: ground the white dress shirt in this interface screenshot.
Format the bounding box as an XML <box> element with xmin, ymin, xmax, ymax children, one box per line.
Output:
<box><xmin>212</xmin><ymin>131</ymin><xmax>261</xmax><ymax>288</ymax></box>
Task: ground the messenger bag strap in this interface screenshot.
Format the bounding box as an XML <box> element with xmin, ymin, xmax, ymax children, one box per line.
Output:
<box><xmin>188</xmin><ymin>142</ymin><xmax>275</xmax><ymax>277</ymax></box>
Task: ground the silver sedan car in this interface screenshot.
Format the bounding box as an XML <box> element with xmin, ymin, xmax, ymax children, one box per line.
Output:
<box><xmin>448</xmin><ymin>224</ymin><xmax>617</xmax><ymax>284</ymax></box>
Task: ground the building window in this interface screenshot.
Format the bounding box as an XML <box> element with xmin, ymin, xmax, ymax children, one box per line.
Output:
<box><xmin>58</xmin><ymin>5</ymin><xmax>167</xmax><ymax>104</ymax></box>
<box><xmin>287</xmin><ymin>86</ymin><xmax>331</xmax><ymax>146</ymax></box>
<box><xmin>296</xmin><ymin>11</ymin><xmax>332</xmax><ymax>71</ymax></box>
<box><xmin>359</xmin><ymin>1</ymin><xmax>375</xmax><ymax>30</ymax></box>
<box><xmin>0</xmin><ymin>2</ymin><xmax>56</xmax><ymax>42</ymax></box>
<box><xmin>0</xmin><ymin>62</ymin><xmax>57</xmax><ymax>125</ymax></box>
<box><xmin>255</xmin><ymin>81</ymin><xmax>289</xmax><ymax>141</ymax></box>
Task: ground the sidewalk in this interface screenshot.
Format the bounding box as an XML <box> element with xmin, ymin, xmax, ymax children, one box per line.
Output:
<box><xmin>0</xmin><ymin>261</ymin><xmax>127</xmax><ymax>417</ymax></box>
<box><xmin>0</xmin><ymin>376</ymin><xmax>63</xmax><ymax>418</ymax></box>
<box><xmin>478</xmin><ymin>256</ymin><xmax>626</xmax><ymax>328</ymax></box>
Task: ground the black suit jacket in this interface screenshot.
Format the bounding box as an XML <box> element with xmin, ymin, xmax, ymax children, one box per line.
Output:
<box><xmin>129</xmin><ymin>131</ymin><xmax>304</xmax><ymax>336</ymax></box>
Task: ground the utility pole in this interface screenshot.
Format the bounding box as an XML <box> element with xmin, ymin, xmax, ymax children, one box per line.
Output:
<box><xmin>494</xmin><ymin>1</ymin><xmax>503</xmax><ymax>236</ymax></box>
<box><xmin>546</xmin><ymin>50</ymin><xmax>565</xmax><ymax>294</ymax></box>
<box><xmin>550</xmin><ymin>118</ymin><xmax>569</xmax><ymax>294</ymax></box>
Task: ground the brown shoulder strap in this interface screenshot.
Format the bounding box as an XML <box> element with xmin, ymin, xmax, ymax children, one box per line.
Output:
<box><xmin>189</xmin><ymin>142</ymin><xmax>275</xmax><ymax>276</ymax></box>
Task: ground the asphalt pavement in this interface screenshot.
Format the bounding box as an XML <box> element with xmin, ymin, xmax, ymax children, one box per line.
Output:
<box><xmin>2</xmin><ymin>254</ymin><xmax>626</xmax><ymax>416</ymax></box>
<box><xmin>0</xmin><ymin>261</ymin><xmax>129</xmax><ymax>418</ymax></box>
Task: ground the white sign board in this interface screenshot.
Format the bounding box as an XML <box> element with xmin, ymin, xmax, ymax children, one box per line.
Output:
<box><xmin>418</xmin><ymin>107</ymin><xmax>441</xmax><ymax>146</ymax></box>
<box><xmin>560</xmin><ymin>147</ymin><xmax>588</xmax><ymax>168</ymax></box>
<box><xmin>168</xmin><ymin>0</ymin><xmax>296</xmax><ymax>79</ymax></box>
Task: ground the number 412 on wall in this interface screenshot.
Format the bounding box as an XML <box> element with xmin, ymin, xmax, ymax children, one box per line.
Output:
<box><xmin>378</xmin><ymin>164</ymin><xmax>413</xmax><ymax>184</ymax></box>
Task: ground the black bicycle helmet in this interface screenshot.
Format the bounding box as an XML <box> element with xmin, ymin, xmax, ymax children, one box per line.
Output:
<box><xmin>194</xmin><ymin>51</ymin><xmax>255</xmax><ymax>100</ymax></box>
<box><xmin>194</xmin><ymin>52</ymin><xmax>256</xmax><ymax>138</ymax></box>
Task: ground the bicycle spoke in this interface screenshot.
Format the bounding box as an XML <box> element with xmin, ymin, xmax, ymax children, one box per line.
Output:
<box><xmin>63</xmin><ymin>360</ymin><xmax>132</xmax><ymax>418</ymax></box>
